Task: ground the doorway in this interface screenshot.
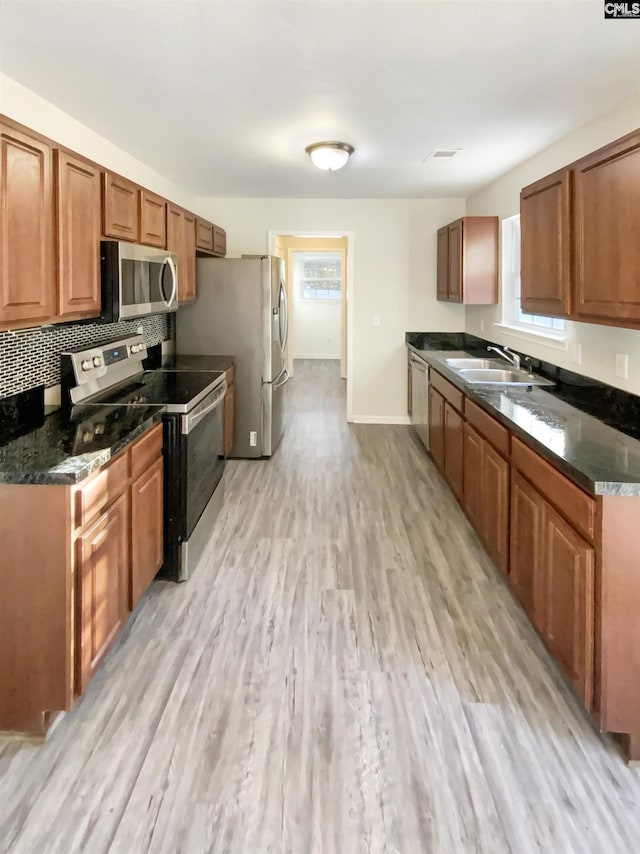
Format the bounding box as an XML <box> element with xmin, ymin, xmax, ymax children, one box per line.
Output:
<box><xmin>271</xmin><ymin>235</ymin><xmax>349</xmax><ymax>383</ymax></box>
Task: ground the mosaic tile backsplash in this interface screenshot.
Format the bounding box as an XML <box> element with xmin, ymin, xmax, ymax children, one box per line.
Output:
<box><xmin>0</xmin><ymin>314</ymin><xmax>173</xmax><ymax>399</ymax></box>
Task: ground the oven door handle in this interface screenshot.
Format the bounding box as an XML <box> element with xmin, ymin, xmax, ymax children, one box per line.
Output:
<box><xmin>181</xmin><ymin>381</ymin><xmax>227</xmax><ymax>435</ymax></box>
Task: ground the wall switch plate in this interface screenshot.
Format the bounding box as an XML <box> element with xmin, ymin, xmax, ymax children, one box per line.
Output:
<box><xmin>372</xmin><ymin>314</ymin><xmax>380</xmax><ymax>327</ymax></box>
<box><xmin>615</xmin><ymin>352</ymin><xmax>629</xmax><ymax>380</ymax></box>
<box><xmin>250</xmin><ymin>431</ymin><xmax>257</xmax><ymax>447</ymax></box>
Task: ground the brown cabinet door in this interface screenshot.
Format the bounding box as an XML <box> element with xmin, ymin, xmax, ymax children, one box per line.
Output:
<box><xmin>481</xmin><ymin>440</ymin><xmax>509</xmax><ymax>574</ymax></box>
<box><xmin>541</xmin><ymin>502</ymin><xmax>595</xmax><ymax>708</ymax></box>
<box><xmin>76</xmin><ymin>493</ymin><xmax>129</xmax><ymax>694</ymax></box>
<box><xmin>102</xmin><ymin>172</ymin><xmax>139</xmax><ymax>241</ymax></box>
<box><xmin>195</xmin><ymin>217</ymin><xmax>214</xmax><ymax>253</ymax></box>
<box><xmin>213</xmin><ymin>225</ymin><xmax>227</xmax><ymax>257</ymax></box>
<box><xmin>443</xmin><ymin>402</ymin><xmax>464</xmax><ymax>501</ymax></box>
<box><xmin>510</xmin><ymin>472</ymin><xmax>543</xmax><ymax>625</ymax></box>
<box><xmin>183</xmin><ymin>211</ymin><xmax>197</xmax><ymax>301</ymax></box>
<box><xmin>573</xmin><ymin>131</ymin><xmax>640</xmax><ymax>324</ymax></box>
<box><xmin>140</xmin><ymin>189</ymin><xmax>167</xmax><ymax>248</ymax></box>
<box><xmin>447</xmin><ymin>220</ymin><xmax>463</xmax><ymax>301</ymax></box>
<box><xmin>428</xmin><ymin>386</ymin><xmax>445</xmax><ymax>473</ymax></box>
<box><xmin>520</xmin><ymin>168</ymin><xmax>572</xmax><ymax>317</ymax></box>
<box><xmin>224</xmin><ymin>384</ymin><xmax>235</xmax><ymax>457</ymax></box>
<box><xmin>167</xmin><ymin>203</ymin><xmax>190</xmax><ymax>303</ymax></box>
<box><xmin>436</xmin><ymin>226</ymin><xmax>449</xmax><ymax>300</ymax></box>
<box><xmin>0</xmin><ymin>122</ymin><xmax>56</xmax><ymax>327</ymax></box>
<box><xmin>130</xmin><ymin>457</ymin><xmax>164</xmax><ymax>610</ymax></box>
<box><xmin>463</xmin><ymin>422</ymin><xmax>482</xmax><ymax>529</ymax></box>
<box><xmin>55</xmin><ymin>150</ymin><xmax>101</xmax><ymax>319</ymax></box>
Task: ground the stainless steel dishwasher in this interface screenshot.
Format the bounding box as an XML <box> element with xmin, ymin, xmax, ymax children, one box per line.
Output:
<box><xmin>410</xmin><ymin>353</ymin><xmax>429</xmax><ymax>449</ymax></box>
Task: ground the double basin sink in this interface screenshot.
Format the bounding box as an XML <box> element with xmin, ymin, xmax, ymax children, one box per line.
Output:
<box><xmin>444</xmin><ymin>358</ymin><xmax>554</xmax><ymax>387</ymax></box>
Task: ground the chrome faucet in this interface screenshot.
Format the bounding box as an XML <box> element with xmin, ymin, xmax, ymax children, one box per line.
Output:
<box><xmin>487</xmin><ymin>345</ymin><xmax>521</xmax><ymax>370</ymax></box>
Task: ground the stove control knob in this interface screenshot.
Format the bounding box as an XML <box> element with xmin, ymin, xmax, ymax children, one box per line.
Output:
<box><xmin>81</xmin><ymin>359</ymin><xmax>92</xmax><ymax>371</ymax></box>
<box><xmin>83</xmin><ymin>430</ymin><xmax>92</xmax><ymax>443</ymax></box>
<box><xmin>93</xmin><ymin>356</ymin><xmax>104</xmax><ymax>368</ymax></box>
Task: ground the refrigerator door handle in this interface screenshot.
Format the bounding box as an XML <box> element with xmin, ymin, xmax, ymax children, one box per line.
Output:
<box><xmin>274</xmin><ymin>368</ymin><xmax>290</xmax><ymax>389</ymax></box>
<box><xmin>279</xmin><ymin>281</ymin><xmax>288</xmax><ymax>354</ymax></box>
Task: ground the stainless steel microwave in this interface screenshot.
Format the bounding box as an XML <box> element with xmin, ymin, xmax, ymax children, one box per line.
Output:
<box><xmin>100</xmin><ymin>241</ymin><xmax>179</xmax><ymax>322</ymax></box>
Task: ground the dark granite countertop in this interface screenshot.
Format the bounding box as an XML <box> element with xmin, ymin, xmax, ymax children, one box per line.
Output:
<box><xmin>407</xmin><ymin>343</ymin><xmax>640</xmax><ymax>497</ymax></box>
<box><xmin>154</xmin><ymin>354</ymin><xmax>235</xmax><ymax>373</ymax></box>
<box><xmin>0</xmin><ymin>404</ymin><xmax>165</xmax><ymax>486</ymax></box>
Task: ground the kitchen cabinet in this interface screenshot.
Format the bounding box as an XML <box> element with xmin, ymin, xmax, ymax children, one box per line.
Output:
<box><xmin>76</xmin><ymin>492</ymin><xmax>129</xmax><ymax>694</ymax></box>
<box><xmin>463</xmin><ymin>422</ymin><xmax>483</xmax><ymax>531</ymax></box>
<box><xmin>436</xmin><ymin>216</ymin><xmax>499</xmax><ymax>304</ymax></box>
<box><xmin>520</xmin><ymin>128</ymin><xmax>640</xmax><ymax>330</ymax></box>
<box><xmin>102</xmin><ymin>171</ymin><xmax>139</xmax><ymax>241</ymax></box>
<box><xmin>55</xmin><ymin>149</ymin><xmax>102</xmax><ymax>320</ymax></box>
<box><xmin>428</xmin><ymin>386</ymin><xmax>445</xmax><ymax>473</ymax></box>
<box><xmin>573</xmin><ymin>130</ymin><xmax>640</xmax><ymax>325</ymax></box>
<box><xmin>213</xmin><ymin>225</ymin><xmax>227</xmax><ymax>257</ymax></box>
<box><xmin>0</xmin><ymin>423</ymin><xmax>164</xmax><ymax>734</ymax></box>
<box><xmin>224</xmin><ymin>366</ymin><xmax>235</xmax><ymax>457</ymax></box>
<box><xmin>196</xmin><ymin>217</ymin><xmax>215</xmax><ymax>253</ymax></box>
<box><xmin>0</xmin><ymin>121</ymin><xmax>56</xmax><ymax>328</ymax></box>
<box><xmin>168</xmin><ymin>204</ymin><xmax>197</xmax><ymax>304</ymax></box>
<box><xmin>444</xmin><ymin>402</ymin><xmax>464</xmax><ymax>501</ymax></box>
<box><xmin>509</xmin><ymin>471</ymin><xmax>543</xmax><ymax>623</ymax></box>
<box><xmin>520</xmin><ymin>168</ymin><xmax>572</xmax><ymax>317</ymax></box>
<box><xmin>131</xmin><ymin>457</ymin><xmax>164</xmax><ymax>610</ymax></box>
<box><xmin>139</xmin><ymin>188</ymin><xmax>167</xmax><ymax>248</ymax></box>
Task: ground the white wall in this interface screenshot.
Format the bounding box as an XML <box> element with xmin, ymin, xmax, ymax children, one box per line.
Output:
<box><xmin>293</xmin><ymin>295</ymin><xmax>341</xmax><ymax>359</ymax></box>
<box><xmin>197</xmin><ymin>197</ymin><xmax>465</xmax><ymax>421</ymax></box>
<box><xmin>465</xmin><ymin>93</ymin><xmax>640</xmax><ymax>394</ymax></box>
<box><xmin>0</xmin><ymin>73</ymin><xmax>201</xmax><ymax>212</ymax></box>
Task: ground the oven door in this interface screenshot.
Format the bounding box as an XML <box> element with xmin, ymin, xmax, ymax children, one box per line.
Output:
<box><xmin>181</xmin><ymin>380</ymin><xmax>227</xmax><ymax>539</ymax></box>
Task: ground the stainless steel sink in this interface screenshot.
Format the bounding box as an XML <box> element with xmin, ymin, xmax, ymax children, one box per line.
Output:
<box><xmin>444</xmin><ymin>358</ymin><xmax>500</xmax><ymax>369</ymax></box>
<box><xmin>457</xmin><ymin>368</ymin><xmax>554</xmax><ymax>386</ymax></box>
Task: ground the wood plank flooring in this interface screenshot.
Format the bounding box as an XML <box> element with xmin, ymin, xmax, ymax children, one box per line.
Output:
<box><xmin>2</xmin><ymin>358</ymin><xmax>640</xmax><ymax>853</ymax></box>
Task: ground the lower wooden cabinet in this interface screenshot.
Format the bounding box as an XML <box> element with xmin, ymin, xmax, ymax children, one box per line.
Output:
<box><xmin>444</xmin><ymin>402</ymin><xmax>464</xmax><ymax>502</ymax></box>
<box><xmin>130</xmin><ymin>457</ymin><xmax>164</xmax><ymax>610</ymax></box>
<box><xmin>76</xmin><ymin>492</ymin><xmax>129</xmax><ymax>694</ymax></box>
<box><xmin>510</xmin><ymin>471</ymin><xmax>543</xmax><ymax>622</ymax></box>
<box><xmin>465</xmin><ymin>423</ymin><xmax>509</xmax><ymax>574</ymax></box>
<box><xmin>428</xmin><ymin>386</ymin><xmax>445</xmax><ymax>472</ymax></box>
<box><xmin>541</xmin><ymin>501</ymin><xmax>595</xmax><ymax>708</ymax></box>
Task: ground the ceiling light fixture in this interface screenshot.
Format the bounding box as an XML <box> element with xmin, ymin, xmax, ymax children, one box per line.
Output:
<box><xmin>305</xmin><ymin>141</ymin><xmax>354</xmax><ymax>171</ymax></box>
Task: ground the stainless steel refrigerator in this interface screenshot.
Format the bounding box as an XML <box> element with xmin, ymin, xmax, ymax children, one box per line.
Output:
<box><xmin>176</xmin><ymin>255</ymin><xmax>289</xmax><ymax>458</ymax></box>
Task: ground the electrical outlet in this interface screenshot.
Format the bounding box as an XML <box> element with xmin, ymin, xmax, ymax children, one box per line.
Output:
<box><xmin>136</xmin><ymin>324</ymin><xmax>144</xmax><ymax>334</ymax></box>
<box><xmin>571</xmin><ymin>342</ymin><xmax>582</xmax><ymax>364</ymax></box>
<box><xmin>250</xmin><ymin>431</ymin><xmax>257</xmax><ymax>447</ymax></box>
<box><xmin>615</xmin><ymin>352</ymin><xmax>629</xmax><ymax>380</ymax></box>
<box><xmin>372</xmin><ymin>314</ymin><xmax>380</xmax><ymax>327</ymax></box>
<box><xmin>480</xmin><ymin>320</ymin><xmax>485</xmax><ymax>333</ymax></box>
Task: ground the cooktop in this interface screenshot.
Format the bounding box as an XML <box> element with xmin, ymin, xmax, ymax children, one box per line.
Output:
<box><xmin>92</xmin><ymin>370</ymin><xmax>225</xmax><ymax>413</ymax></box>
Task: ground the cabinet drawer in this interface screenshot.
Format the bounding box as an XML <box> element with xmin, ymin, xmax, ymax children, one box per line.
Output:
<box><xmin>130</xmin><ymin>423</ymin><xmax>163</xmax><ymax>480</ymax></box>
<box><xmin>430</xmin><ymin>370</ymin><xmax>464</xmax><ymax>413</ymax></box>
<box><xmin>75</xmin><ymin>452</ymin><xmax>128</xmax><ymax>530</ymax></box>
<box><xmin>465</xmin><ymin>399</ymin><xmax>509</xmax><ymax>457</ymax></box>
<box><xmin>511</xmin><ymin>437</ymin><xmax>596</xmax><ymax>541</ymax></box>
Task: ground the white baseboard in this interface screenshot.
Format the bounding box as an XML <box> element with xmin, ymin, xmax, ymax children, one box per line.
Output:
<box><xmin>293</xmin><ymin>354</ymin><xmax>341</xmax><ymax>360</ymax></box>
<box><xmin>351</xmin><ymin>415</ymin><xmax>412</xmax><ymax>425</ymax></box>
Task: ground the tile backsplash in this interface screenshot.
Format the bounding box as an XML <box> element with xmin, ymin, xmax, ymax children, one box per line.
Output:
<box><xmin>0</xmin><ymin>314</ymin><xmax>173</xmax><ymax>399</ymax></box>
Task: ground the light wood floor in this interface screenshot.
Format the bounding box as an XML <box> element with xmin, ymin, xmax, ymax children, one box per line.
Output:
<box><xmin>2</xmin><ymin>358</ymin><xmax>640</xmax><ymax>854</ymax></box>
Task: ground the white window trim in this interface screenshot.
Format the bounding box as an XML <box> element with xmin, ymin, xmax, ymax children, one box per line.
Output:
<box><xmin>500</xmin><ymin>214</ymin><xmax>567</xmax><ymax>344</ymax></box>
<box><xmin>294</xmin><ymin>251</ymin><xmax>342</xmax><ymax>302</ymax></box>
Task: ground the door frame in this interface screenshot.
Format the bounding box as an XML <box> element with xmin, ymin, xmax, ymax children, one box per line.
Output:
<box><xmin>268</xmin><ymin>230</ymin><xmax>354</xmax><ymax>423</ymax></box>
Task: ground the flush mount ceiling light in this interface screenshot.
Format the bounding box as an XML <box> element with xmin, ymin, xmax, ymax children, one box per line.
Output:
<box><xmin>305</xmin><ymin>141</ymin><xmax>354</xmax><ymax>171</ymax></box>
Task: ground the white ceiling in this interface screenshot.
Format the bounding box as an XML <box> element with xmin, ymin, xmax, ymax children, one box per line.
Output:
<box><xmin>1</xmin><ymin>0</ymin><xmax>639</xmax><ymax>199</ymax></box>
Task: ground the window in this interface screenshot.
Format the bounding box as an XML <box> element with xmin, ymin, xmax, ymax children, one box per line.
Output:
<box><xmin>502</xmin><ymin>215</ymin><xmax>565</xmax><ymax>338</ymax></box>
<box><xmin>294</xmin><ymin>252</ymin><xmax>342</xmax><ymax>300</ymax></box>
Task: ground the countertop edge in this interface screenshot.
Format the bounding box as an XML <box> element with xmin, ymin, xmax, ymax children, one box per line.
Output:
<box><xmin>407</xmin><ymin>344</ymin><xmax>640</xmax><ymax>497</ymax></box>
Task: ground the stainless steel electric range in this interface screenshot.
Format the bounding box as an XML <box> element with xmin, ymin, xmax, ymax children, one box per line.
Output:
<box><xmin>61</xmin><ymin>335</ymin><xmax>227</xmax><ymax>582</ymax></box>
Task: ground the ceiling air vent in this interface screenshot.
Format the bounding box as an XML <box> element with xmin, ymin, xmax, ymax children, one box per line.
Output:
<box><xmin>424</xmin><ymin>148</ymin><xmax>461</xmax><ymax>161</ymax></box>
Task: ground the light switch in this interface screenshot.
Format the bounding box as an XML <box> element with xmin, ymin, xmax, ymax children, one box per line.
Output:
<box><xmin>372</xmin><ymin>314</ymin><xmax>380</xmax><ymax>327</ymax></box>
<box><xmin>615</xmin><ymin>352</ymin><xmax>629</xmax><ymax>380</ymax></box>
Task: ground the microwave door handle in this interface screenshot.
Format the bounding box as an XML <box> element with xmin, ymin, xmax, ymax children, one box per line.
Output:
<box><xmin>162</xmin><ymin>257</ymin><xmax>178</xmax><ymax>307</ymax></box>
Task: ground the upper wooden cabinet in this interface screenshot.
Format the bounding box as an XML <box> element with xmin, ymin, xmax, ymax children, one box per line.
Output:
<box><xmin>167</xmin><ymin>204</ymin><xmax>197</xmax><ymax>303</ymax></box>
<box><xmin>520</xmin><ymin>168</ymin><xmax>572</xmax><ymax>317</ymax></box>
<box><xmin>196</xmin><ymin>216</ymin><xmax>227</xmax><ymax>257</ymax></box>
<box><xmin>573</xmin><ymin>131</ymin><xmax>640</xmax><ymax>325</ymax></box>
<box><xmin>0</xmin><ymin>121</ymin><xmax>56</xmax><ymax>328</ymax></box>
<box><xmin>436</xmin><ymin>216</ymin><xmax>498</xmax><ymax>304</ymax></box>
<box><xmin>55</xmin><ymin>150</ymin><xmax>102</xmax><ymax>320</ymax></box>
<box><xmin>102</xmin><ymin>171</ymin><xmax>139</xmax><ymax>241</ymax></box>
<box><xmin>520</xmin><ymin>128</ymin><xmax>640</xmax><ymax>329</ymax></box>
<box><xmin>139</xmin><ymin>188</ymin><xmax>167</xmax><ymax>248</ymax></box>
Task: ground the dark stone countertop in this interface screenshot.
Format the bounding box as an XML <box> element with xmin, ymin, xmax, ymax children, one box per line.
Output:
<box><xmin>0</xmin><ymin>404</ymin><xmax>165</xmax><ymax>486</ymax></box>
<box><xmin>407</xmin><ymin>344</ymin><xmax>640</xmax><ymax>497</ymax></box>
<box><xmin>151</xmin><ymin>354</ymin><xmax>235</xmax><ymax>373</ymax></box>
